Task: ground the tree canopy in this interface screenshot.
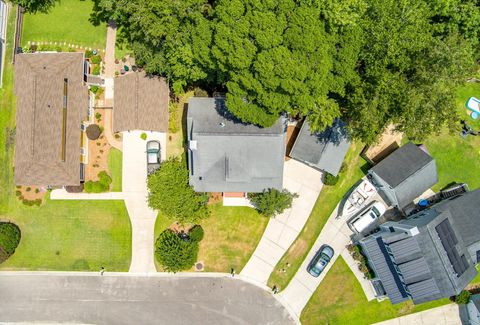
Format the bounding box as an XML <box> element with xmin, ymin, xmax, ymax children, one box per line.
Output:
<box><xmin>9</xmin><ymin>0</ymin><xmax>57</xmax><ymax>13</ymax></box>
<box><xmin>248</xmin><ymin>189</ymin><xmax>297</xmax><ymax>218</ymax></box>
<box><xmin>0</xmin><ymin>222</ymin><xmax>21</xmax><ymax>263</ymax></box>
<box><xmin>147</xmin><ymin>157</ymin><xmax>209</xmax><ymax>224</ymax></box>
<box><xmin>93</xmin><ymin>0</ymin><xmax>480</xmax><ymax>143</ymax></box>
<box><xmin>155</xmin><ymin>229</ymin><xmax>199</xmax><ymax>272</ymax></box>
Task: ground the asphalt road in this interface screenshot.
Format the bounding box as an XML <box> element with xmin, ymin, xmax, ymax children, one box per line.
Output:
<box><xmin>0</xmin><ymin>274</ymin><xmax>294</xmax><ymax>325</ymax></box>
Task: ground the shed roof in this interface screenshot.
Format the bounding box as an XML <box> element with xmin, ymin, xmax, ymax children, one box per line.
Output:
<box><xmin>289</xmin><ymin>120</ymin><xmax>350</xmax><ymax>176</ymax></box>
<box><xmin>187</xmin><ymin>97</ymin><xmax>286</xmax><ymax>193</ymax></box>
<box><xmin>113</xmin><ymin>71</ymin><xmax>169</xmax><ymax>132</ymax></box>
<box><xmin>14</xmin><ymin>52</ymin><xmax>87</xmax><ymax>186</ymax></box>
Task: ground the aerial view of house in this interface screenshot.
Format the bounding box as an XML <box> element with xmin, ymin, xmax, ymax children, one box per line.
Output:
<box><xmin>1</xmin><ymin>0</ymin><xmax>480</xmax><ymax>324</ymax></box>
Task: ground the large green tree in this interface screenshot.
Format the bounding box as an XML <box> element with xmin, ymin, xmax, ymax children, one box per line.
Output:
<box><xmin>9</xmin><ymin>0</ymin><xmax>57</xmax><ymax>13</ymax></box>
<box><xmin>92</xmin><ymin>0</ymin><xmax>213</xmax><ymax>94</ymax></box>
<box><xmin>155</xmin><ymin>229</ymin><xmax>198</xmax><ymax>272</ymax></box>
<box><xmin>147</xmin><ymin>157</ymin><xmax>209</xmax><ymax>224</ymax></box>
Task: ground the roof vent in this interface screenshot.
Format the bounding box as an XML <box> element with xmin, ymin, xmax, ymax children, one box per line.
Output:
<box><xmin>219</xmin><ymin>122</ymin><xmax>225</xmax><ymax>128</ymax></box>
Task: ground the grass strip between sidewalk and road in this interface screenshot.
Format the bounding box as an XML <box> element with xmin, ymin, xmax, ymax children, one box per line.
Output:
<box><xmin>268</xmin><ymin>142</ymin><xmax>367</xmax><ymax>290</ymax></box>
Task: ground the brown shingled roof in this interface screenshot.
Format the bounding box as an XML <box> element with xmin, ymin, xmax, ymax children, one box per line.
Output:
<box><xmin>14</xmin><ymin>53</ymin><xmax>87</xmax><ymax>186</ymax></box>
<box><xmin>113</xmin><ymin>71</ymin><xmax>169</xmax><ymax>132</ymax></box>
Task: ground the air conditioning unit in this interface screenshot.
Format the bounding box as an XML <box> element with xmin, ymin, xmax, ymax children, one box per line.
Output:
<box><xmin>189</xmin><ymin>140</ymin><xmax>197</xmax><ymax>150</ymax></box>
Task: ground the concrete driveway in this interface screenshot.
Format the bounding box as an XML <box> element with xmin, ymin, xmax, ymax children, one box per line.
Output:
<box><xmin>241</xmin><ymin>160</ymin><xmax>323</xmax><ymax>284</ymax></box>
<box><xmin>278</xmin><ymin>204</ymin><xmax>352</xmax><ymax>317</ymax></box>
<box><xmin>0</xmin><ymin>273</ymin><xmax>295</xmax><ymax>325</ymax></box>
<box><xmin>373</xmin><ymin>303</ymin><xmax>461</xmax><ymax>325</ymax></box>
<box><xmin>122</xmin><ymin>130</ymin><xmax>166</xmax><ymax>273</ymax></box>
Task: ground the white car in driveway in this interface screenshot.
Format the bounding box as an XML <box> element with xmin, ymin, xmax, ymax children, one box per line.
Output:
<box><xmin>349</xmin><ymin>201</ymin><xmax>386</xmax><ymax>234</ymax></box>
<box><xmin>146</xmin><ymin>140</ymin><xmax>161</xmax><ymax>174</ymax></box>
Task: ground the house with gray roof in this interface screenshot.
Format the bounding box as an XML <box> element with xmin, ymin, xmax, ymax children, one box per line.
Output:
<box><xmin>368</xmin><ymin>142</ymin><xmax>438</xmax><ymax>210</ymax></box>
<box><xmin>187</xmin><ymin>97</ymin><xmax>287</xmax><ymax>194</ymax></box>
<box><xmin>14</xmin><ymin>52</ymin><xmax>88</xmax><ymax>186</ymax></box>
<box><xmin>359</xmin><ymin>189</ymin><xmax>480</xmax><ymax>305</ymax></box>
<box><xmin>289</xmin><ymin>119</ymin><xmax>350</xmax><ymax>176</ymax></box>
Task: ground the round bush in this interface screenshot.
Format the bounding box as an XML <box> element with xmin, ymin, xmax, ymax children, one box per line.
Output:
<box><xmin>0</xmin><ymin>222</ymin><xmax>21</xmax><ymax>263</ymax></box>
<box><xmin>455</xmin><ymin>290</ymin><xmax>471</xmax><ymax>304</ymax></box>
<box><xmin>323</xmin><ymin>172</ymin><xmax>339</xmax><ymax>186</ymax></box>
<box><xmin>86</xmin><ymin>124</ymin><xmax>101</xmax><ymax>140</ymax></box>
<box><xmin>155</xmin><ymin>229</ymin><xmax>198</xmax><ymax>272</ymax></box>
<box><xmin>189</xmin><ymin>225</ymin><xmax>204</xmax><ymax>242</ymax></box>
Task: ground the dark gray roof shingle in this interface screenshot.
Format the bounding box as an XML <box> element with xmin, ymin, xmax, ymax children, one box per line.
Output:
<box><xmin>290</xmin><ymin>120</ymin><xmax>350</xmax><ymax>176</ymax></box>
<box><xmin>187</xmin><ymin>97</ymin><xmax>286</xmax><ymax>193</ymax></box>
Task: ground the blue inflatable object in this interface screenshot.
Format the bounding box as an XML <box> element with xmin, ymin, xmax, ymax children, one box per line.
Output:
<box><xmin>472</xmin><ymin>111</ymin><xmax>479</xmax><ymax>120</ymax></box>
<box><xmin>418</xmin><ymin>199</ymin><xmax>429</xmax><ymax>207</ymax></box>
<box><xmin>93</xmin><ymin>50</ymin><xmax>97</xmax><ymax>55</ymax></box>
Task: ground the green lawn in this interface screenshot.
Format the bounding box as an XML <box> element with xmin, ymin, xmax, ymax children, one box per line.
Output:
<box><xmin>0</xmin><ymin>197</ymin><xmax>132</xmax><ymax>271</ymax></box>
<box><xmin>268</xmin><ymin>142</ymin><xmax>367</xmax><ymax>290</ymax></box>
<box><xmin>424</xmin><ymin>82</ymin><xmax>480</xmax><ymax>191</ymax></box>
<box><xmin>301</xmin><ymin>257</ymin><xmax>450</xmax><ymax>325</ymax></box>
<box><xmin>0</xmin><ymin>7</ymin><xmax>131</xmax><ymax>271</ymax></box>
<box><xmin>108</xmin><ymin>148</ymin><xmax>122</xmax><ymax>192</ymax></box>
<box><xmin>153</xmin><ymin>203</ymin><xmax>268</xmax><ymax>272</ymax></box>
<box><xmin>21</xmin><ymin>0</ymin><xmax>106</xmax><ymax>49</ymax></box>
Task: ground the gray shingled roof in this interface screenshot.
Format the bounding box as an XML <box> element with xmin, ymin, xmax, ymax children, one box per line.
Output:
<box><xmin>187</xmin><ymin>97</ymin><xmax>286</xmax><ymax>193</ymax></box>
<box><xmin>369</xmin><ymin>142</ymin><xmax>438</xmax><ymax>208</ymax></box>
<box><xmin>113</xmin><ymin>71</ymin><xmax>169</xmax><ymax>132</ymax></box>
<box><xmin>360</xmin><ymin>190</ymin><xmax>480</xmax><ymax>305</ymax></box>
<box><xmin>14</xmin><ymin>53</ymin><xmax>87</xmax><ymax>186</ymax></box>
<box><xmin>289</xmin><ymin>120</ymin><xmax>350</xmax><ymax>176</ymax></box>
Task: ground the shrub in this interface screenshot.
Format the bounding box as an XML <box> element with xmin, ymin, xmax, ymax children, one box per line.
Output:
<box><xmin>189</xmin><ymin>225</ymin><xmax>204</xmax><ymax>243</ymax></box>
<box><xmin>147</xmin><ymin>157</ymin><xmax>209</xmax><ymax>224</ymax></box>
<box><xmin>35</xmin><ymin>188</ymin><xmax>39</xmax><ymax>193</ymax></box>
<box><xmin>86</xmin><ymin>124</ymin><xmax>102</xmax><ymax>140</ymax></box>
<box><xmin>155</xmin><ymin>229</ymin><xmax>198</xmax><ymax>272</ymax></box>
<box><xmin>323</xmin><ymin>172</ymin><xmax>339</xmax><ymax>186</ymax></box>
<box><xmin>85</xmin><ymin>50</ymin><xmax>94</xmax><ymax>59</ymax></box>
<box><xmin>99</xmin><ymin>126</ymin><xmax>105</xmax><ymax>133</ymax></box>
<box><xmin>55</xmin><ymin>46</ymin><xmax>62</xmax><ymax>52</ymax></box>
<box><xmin>248</xmin><ymin>188</ymin><xmax>298</xmax><ymax>218</ymax></box>
<box><xmin>34</xmin><ymin>199</ymin><xmax>42</xmax><ymax>206</ymax></box>
<box><xmin>121</xmin><ymin>57</ymin><xmax>127</xmax><ymax>63</ymax></box>
<box><xmin>168</xmin><ymin>101</ymin><xmax>179</xmax><ymax>133</ymax></box>
<box><xmin>15</xmin><ymin>190</ymin><xmax>21</xmax><ymax>196</ymax></box>
<box><xmin>95</xmin><ymin>112</ymin><xmax>102</xmax><ymax>121</ymax></box>
<box><xmin>455</xmin><ymin>290</ymin><xmax>471</xmax><ymax>304</ymax></box>
<box><xmin>92</xmin><ymin>66</ymin><xmax>101</xmax><ymax>75</ymax></box>
<box><xmin>91</xmin><ymin>55</ymin><xmax>102</xmax><ymax>65</ymax></box>
<box><xmin>26</xmin><ymin>187</ymin><xmax>31</xmax><ymax>192</ymax></box>
<box><xmin>140</xmin><ymin>132</ymin><xmax>147</xmax><ymax>140</ymax></box>
<box><xmin>84</xmin><ymin>171</ymin><xmax>112</xmax><ymax>193</ymax></box>
<box><xmin>0</xmin><ymin>222</ymin><xmax>21</xmax><ymax>263</ymax></box>
<box><xmin>90</xmin><ymin>85</ymin><xmax>99</xmax><ymax>94</ymax></box>
<box><xmin>114</xmin><ymin>133</ymin><xmax>121</xmax><ymax>139</ymax></box>
<box><xmin>347</xmin><ymin>244</ymin><xmax>375</xmax><ymax>279</ymax></box>
<box><xmin>193</xmin><ymin>87</ymin><xmax>209</xmax><ymax>97</ymax></box>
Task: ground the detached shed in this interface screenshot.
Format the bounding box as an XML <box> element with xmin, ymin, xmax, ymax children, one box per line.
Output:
<box><xmin>289</xmin><ymin>119</ymin><xmax>350</xmax><ymax>176</ymax></box>
<box><xmin>368</xmin><ymin>142</ymin><xmax>438</xmax><ymax>209</ymax></box>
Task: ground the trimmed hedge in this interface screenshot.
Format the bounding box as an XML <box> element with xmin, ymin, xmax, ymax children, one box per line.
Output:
<box><xmin>84</xmin><ymin>171</ymin><xmax>112</xmax><ymax>193</ymax></box>
<box><xmin>0</xmin><ymin>222</ymin><xmax>21</xmax><ymax>263</ymax></box>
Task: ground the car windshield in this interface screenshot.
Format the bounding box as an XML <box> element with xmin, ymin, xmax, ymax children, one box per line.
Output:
<box><xmin>371</xmin><ymin>206</ymin><xmax>380</xmax><ymax>218</ymax></box>
<box><xmin>147</xmin><ymin>152</ymin><xmax>158</xmax><ymax>164</ymax></box>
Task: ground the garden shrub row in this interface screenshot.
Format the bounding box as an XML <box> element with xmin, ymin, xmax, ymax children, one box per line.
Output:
<box><xmin>0</xmin><ymin>222</ymin><xmax>21</xmax><ymax>263</ymax></box>
<box><xmin>84</xmin><ymin>171</ymin><xmax>112</xmax><ymax>193</ymax></box>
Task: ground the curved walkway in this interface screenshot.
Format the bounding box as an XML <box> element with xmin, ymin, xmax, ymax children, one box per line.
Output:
<box><xmin>0</xmin><ymin>272</ymin><xmax>296</xmax><ymax>325</ymax></box>
<box><xmin>103</xmin><ymin>108</ymin><xmax>122</xmax><ymax>150</ymax></box>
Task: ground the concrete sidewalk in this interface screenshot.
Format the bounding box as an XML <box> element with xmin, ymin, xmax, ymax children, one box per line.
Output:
<box><xmin>373</xmin><ymin>303</ymin><xmax>462</xmax><ymax>325</ymax></box>
<box><xmin>241</xmin><ymin>160</ymin><xmax>323</xmax><ymax>284</ymax></box>
<box><xmin>50</xmin><ymin>189</ymin><xmax>123</xmax><ymax>200</ymax></box>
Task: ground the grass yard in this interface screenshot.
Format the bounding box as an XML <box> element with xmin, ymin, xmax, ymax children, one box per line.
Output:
<box><xmin>153</xmin><ymin>203</ymin><xmax>268</xmax><ymax>273</ymax></box>
<box><xmin>0</xmin><ymin>197</ymin><xmax>131</xmax><ymax>271</ymax></box>
<box><xmin>424</xmin><ymin>82</ymin><xmax>480</xmax><ymax>191</ymax></box>
<box><xmin>0</xmin><ymin>7</ymin><xmax>131</xmax><ymax>271</ymax></box>
<box><xmin>268</xmin><ymin>142</ymin><xmax>367</xmax><ymax>290</ymax></box>
<box><xmin>301</xmin><ymin>257</ymin><xmax>450</xmax><ymax>325</ymax></box>
<box><xmin>108</xmin><ymin>148</ymin><xmax>122</xmax><ymax>192</ymax></box>
<box><xmin>21</xmin><ymin>0</ymin><xmax>106</xmax><ymax>49</ymax></box>
<box><xmin>197</xmin><ymin>203</ymin><xmax>268</xmax><ymax>272</ymax></box>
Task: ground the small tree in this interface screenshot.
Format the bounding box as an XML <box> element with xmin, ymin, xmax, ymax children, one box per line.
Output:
<box><xmin>0</xmin><ymin>222</ymin><xmax>21</xmax><ymax>263</ymax></box>
<box><xmin>189</xmin><ymin>225</ymin><xmax>204</xmax><ymax>243</ymax></box>
<box><xmin>147</xmin><ymin>157</ymin><xmax>209</xmax><ymax>224</ymax></box>
<box><xmin>323</xmin><ymin>172</ymin><xmax>339</xmax><ymax>186</ymax></box>
<box><xmin>455</xmin><ymin>290</ymin><xmax>471</xmax><ymax>304</ymax></box>
<box><xmin>155</xmin><ymin>229</ymin><xmax>198</xmax><ymax>272</ymax></box>
<box><xmin>248</xmin><ymin>189</ymin><xmax>298</xmax><ymax>218</ymax></box>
